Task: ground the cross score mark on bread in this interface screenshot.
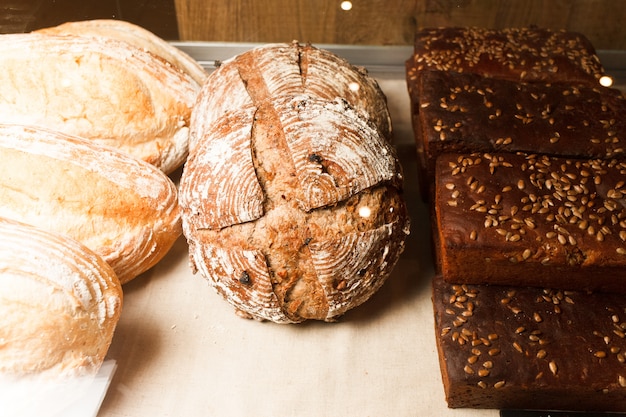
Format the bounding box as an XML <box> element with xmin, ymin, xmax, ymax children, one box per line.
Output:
<box><xmin>180</xmin><ymin>42</ymin><xmax>410</xmax><ymax>323</ymax></box>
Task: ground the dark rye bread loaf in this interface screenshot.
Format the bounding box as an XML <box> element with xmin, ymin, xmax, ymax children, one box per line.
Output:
<box><xmin>435</xmin><ymin>152</ymin><xmax>626</xmax><ymax>294</ymax></box>
<box><xmin>433</xmin><ymin>275</ymin><xmax>626</xmax><ymax>411</ymax></box>
<box><xmin>416</xmin><ymin>70</ymin><xmax>626</xmax><ymax>196</ymax></box>
<box><xmin>406</xmin><ymin>27</ymin><xmax>605</xmax><ymax>86</ymax></box>
<box><xmin>405</xmin><ymin>27</ymin><xmax>607</xmax><ymax>199</ymax></box>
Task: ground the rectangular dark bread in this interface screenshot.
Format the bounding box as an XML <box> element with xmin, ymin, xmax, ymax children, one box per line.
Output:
<box><xmin>406</xmin><ymin>27</ymin><xmax>605</xmax><ymax>87</ymax></box>
<box><xmin>405</xmin><ymin>26</ymin><xmax>607</xmax><ymax>199</ymax></box>
<box><xmin>435</xmin><ymin>151</ymin><xmax>626</xmax><ymax>294</ymax></box>
<box><xmin>417</xmin><ymin>70</ymin><xmax>626</xmax><ymax>197</ymax></box>
<box><xmin>433</xmin><ymin>275</ymin><xmax>626</xmax><ymax>411</ymax></box>
<box><xmin>406</xmin><ymin>27</ymin><xmax>606</xmax><ymax>118</ymax></box>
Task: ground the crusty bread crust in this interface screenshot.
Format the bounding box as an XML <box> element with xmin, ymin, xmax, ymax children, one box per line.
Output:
<box><xmin>0</xmin><ymin>33</ymin><xmax>200</xmax><ymax>174</ymax></box>
<box><xmin>35</xmin><ymin>19</ymin><xmax>208</xmax><ymax>85</ymax></box>
<box><xmin>435</xmin><ymin>152</ymin><xmax>626</xmax><ymax>294</ymax></box>
<box><xmin>0</xmin><ymin>217</ymin><xmax>122</xmax><ymax>377</ymax></box>
<box><xmin>433</xmin><ymin>275</ymin><xmax>626</xmax><ymax>411</ymax></box>
<box><xmin>180</xmin><ymin>42</ymin><xmax>410</xmax><ymax>323</ymax></box>
<box><xmin>0</xmin><ymin>123</ymin><xmax>181</xmax><ymax>284</ymax></box>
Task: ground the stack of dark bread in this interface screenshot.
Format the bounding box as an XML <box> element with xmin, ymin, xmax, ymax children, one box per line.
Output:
<box><xmin>406</xmin><ymin>27</ymin><xmax>626</xmax><ymax>411</ymax></box>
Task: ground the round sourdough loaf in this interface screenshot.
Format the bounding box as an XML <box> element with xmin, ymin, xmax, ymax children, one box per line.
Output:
<box><xmin>179</xmin><ymin>42</ymin><xmax>410</xmax><ymax>323</ymax></box>
<box><xmin>35</xmin><ymin>19</ymin><xmax>208</xmax><ymax>85</ymax></box>
<box><xmin>0</xmin><ymin>123</ymin><xmax>181</xmax><ymax>284</ymax></box>
<box><xmin>0</xmin><ymin>32</ymin><xmax>200</xmax><ymax>174</ymax></box>
<box><xmin>0</xmin><ymin>217</ymin><xmax>122</xmax><ymax>377</ymax></box>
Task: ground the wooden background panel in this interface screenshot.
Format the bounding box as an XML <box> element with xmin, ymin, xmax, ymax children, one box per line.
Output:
<box><xmin>175</xmin><ymin>0</ymin><xmax>626</xmax><ymax>50</ymax></box>
<box><xmin>414</xmin><ymin>0</ymin><xmax>625</xmax><ymax>50</ymax></box>
<box><xmin>0</xmin><ymin>0</ymin><xmax>623</xmax><ymax>49</ymax></box>
<box><xmin>174</xmin><ymin>0</ymin><xmax>417</xmax><ymax>46</ymax></box>
<box><xmin>0</xmin><ymin>0</ymin><xmax>178</xmax><ymax>39</ymax></box>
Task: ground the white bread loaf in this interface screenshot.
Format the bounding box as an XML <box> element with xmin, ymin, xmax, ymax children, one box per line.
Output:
<box><xmin>0</xmin><ymin>123</ymin><xmax>181</xmax><ymax>284</ymax></box>
<box><xmin>0</xmin><ymin>32</ymin><xmax>200</xmax><ymax>174</ymax></box>
<box><xmin>0</xmin><ymin>217</ymin><xmax>122</xmax><ymax>377</ymax></box>
<box><xmin>35</xmin><ymin>19</ymin><xmax>208</xmax><ymax>85</ymax></box>
<box><xmin>179</xmin><ymin>42</ymin><xmax>410</xmax><ymax>323</ymax></box>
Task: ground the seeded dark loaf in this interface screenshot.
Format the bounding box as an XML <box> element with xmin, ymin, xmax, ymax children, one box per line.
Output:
<box><xmin>433</xmin><ymin>275</ymin><xmax>626</xmax><ymax>411</ymax></box>
<box><xmin>435</xmin><ymin>151</ymin><xmax>626</xmax><ymax>294</ymax></box>
<box><xmin>405</xmin><ymin>26</ymin><xmax>607</xmax><ymax>199</ymax></box>
<box><xmin>406</xmin><ymin>27</ymin><xmax>605</xmax><ymax>87</ymax></box>
<box><xmin>416</xmin><ymin>70</ymin><xmax>626</xmax><ymax>197</ymax></box>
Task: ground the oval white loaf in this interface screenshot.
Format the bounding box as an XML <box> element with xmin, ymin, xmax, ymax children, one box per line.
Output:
<box><xmin>0</xmin><ymin>33</ymin><xmax>200</xmax><ymax>174</ymax></box>
<box><xmin>0</xmin><ymin>123</ymin><xmax>182</xmax><ymax>284</ymax></box>
<box><xmin>0</xmin><ymin>217</ymin><xmax>122</xmax><ymax>377</ymax></box>
<box><xmin>180</xmin><ymin>42</ymin><xmax>410</xmax><ymax>323</ymax></box>
<box><xmin>35</xmin><ymin>19</ymin><xmax>208</xmax><ymax>85</ymax></box>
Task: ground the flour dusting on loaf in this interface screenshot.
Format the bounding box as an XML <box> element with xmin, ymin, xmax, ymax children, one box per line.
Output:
<box><xmin>0</xmin><ymin>33</ymin><xmax>200</xmax><ymax>174</ymax></box>
<box><xmin>180</xmin><ymin>42</ymin><xmax>410</xmax><ymax>323</ymax></box>
<box><xmin>35</xmin><ymin>19</ymin><xmax>208</xmax><ymax>85</ymax></box>
<box><xmin>0</xmin><ymin>217</ymin><xmax>122</xmax><ymax>377</ymax></box>
<box><xmin>0</xmin><ymin>123</ymin><xmax>181</xmax><ymax>284</ymax></box>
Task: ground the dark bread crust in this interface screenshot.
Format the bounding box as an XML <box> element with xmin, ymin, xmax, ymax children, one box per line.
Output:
<box><xmin>418</xmin><ymin>71</ymin><xmax>626</xmax><ymax>187</ymax></box>
<box><xmin>407</xmin><ymin>26</ymin><xmax>626</xmax><ymax>411</ymax></box>
<box><xmin>433</xmin><ymin>275</ymin><xmax>626</xmax><ymax>411</ymax></box>
<box><xmin>407</xmin><ymin>26</ymin><xmax>605</xmax><ymax>87</ymax></box>
<box><xmin>435</xmin><ymin>152</ymin><xmax>626</xmax><ymax>294</ymax></box>
<box><xmin>405</xmin><ymin>27</ymin><xmax>607</xmax><ymax>200</ymax></box>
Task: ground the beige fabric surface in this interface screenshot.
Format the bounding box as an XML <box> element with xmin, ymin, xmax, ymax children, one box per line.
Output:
<box><xmin>97</xmin><ymin>77</ymin><xmax>496</xmax><ymax>417</ymax></box>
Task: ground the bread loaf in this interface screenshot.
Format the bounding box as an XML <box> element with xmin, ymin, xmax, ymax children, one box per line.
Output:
<box><xmin>416</xmin><ymin>70</ymin><xmax>626</xmax><ymax>198</ymax></box>
<box><xmin>0</xmin><ymin>33</ymin><xmax>200</xmax><ymax>174</ymax></box>
<box><xmin>189</xmin><ymin>41</ymin><xmax>393</xmax><ymax>150</ymax></box>
<box><xmin>35</xmin><ymin>19</ymin><xmax>208</xmax><ymax>85</ymax></box>
<box><xmin>407</xmin><ymin>26</ymin><xmax>626</xmax><ymax>412</ymax></box>
<box><xmin>0</xmin><ymin>217</ymin><xmax>122</xmax><ymax>377</ymax></box>
<box><xmin>0</xmin><ymin>123</ymin><xmax>181</xmax><ymax>284</ymax></box>
<box><xmin>406</xmin><ymin>27</ymin><xmax>605</xmax><ymax>87</ymax></box>
<box><xmin>180</xmin><ymin>42</ymin><xmax>410</xmax><ymax>323</ymax></box>
<box><xmin>405</xmin><ymin>27</ymin><xmax>607</xmax><ymax>200</ymax></box>
<box><xmin>433</xmin><ymin>275</ymin><xmax>626</xmax><ymax>411</ymax></box>
<box><xmin>436</xmin><ymin>151</ymin><xmax>626</xmax><ymax>294</ymax></box>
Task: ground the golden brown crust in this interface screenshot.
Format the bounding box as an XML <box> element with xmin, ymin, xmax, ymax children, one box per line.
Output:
<box><xmin>180</xmin><ymin>43</ymin><xmax>410</xmax><ymax>323</ymax></box>
<box><xmin>35</xmin><ymin>19</ymin><xmax>208</xmax><ymax>85</ymax></box>
<box><xmin>0</xmin><ymin>123</ymin><xmax>182</xmax><ymax>284</ymax></box>
<box><xmin>0</xmin><ymin>217</ymin><xmax>122</xmax><ymax>377</ymax></box>
<box><xmin>0</xmin><ymin>33</ymin><xmax>200</xmax><ymax>174</ymax></box>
